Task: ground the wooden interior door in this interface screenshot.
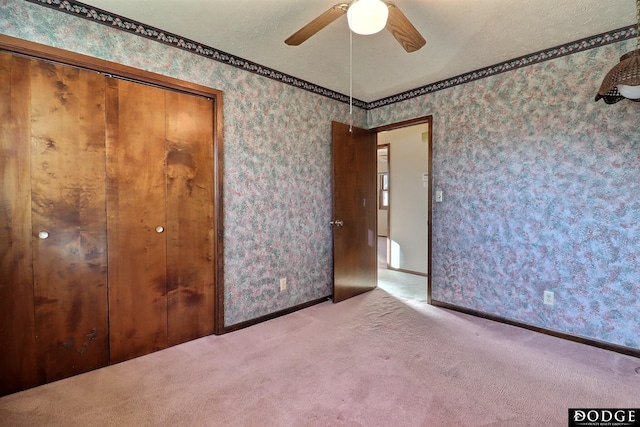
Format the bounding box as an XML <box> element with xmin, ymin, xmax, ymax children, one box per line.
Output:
<box><xmin>29</xmin><ymin>58</ymin><xmax>109</xmax><ymax>383</ymax></box>
<box><xmin>0</xmin><ymin>52</ymin><xmax>38</xmax><ymax>396</ymax></box>
<box><xmin>165</xmin><ymin>90</ymin><xmax>215</xmax><ymax>345</ymax></box>
<box><xmin>106</xmin><ymin>77</ymin><xmax>168</xmax><ymax>363</ymax></box>
<box><xmin>331</xmin><ymin>121</ymin><xmax>378</xmax><ymax>302</ymax></box>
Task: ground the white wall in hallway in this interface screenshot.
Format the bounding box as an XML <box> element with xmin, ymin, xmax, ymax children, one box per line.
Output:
<box><xmin>378</xmin><ymin>123</ymin><xmax>429</xmax><ymax>274</ymax></box>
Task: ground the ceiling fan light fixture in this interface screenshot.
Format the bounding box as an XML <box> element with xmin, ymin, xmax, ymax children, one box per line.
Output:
<box><xmin>595</xmin><ymin>0</ymin><xmax>640</xmax><ymax>104</ymax></box>
<box><xmin>595</xmin><ymin>49</ymin><xmax>640</xmax><ymax>103</ymax></box>
<box><xmin>347</xmin><ymin>0</ymin><xmax>389</xmax><ymax>35</ymax></box>
<box><xmin>618</xmin><ymin>82</ymin><xmax>640</xmax><ymax>99</ymax></box>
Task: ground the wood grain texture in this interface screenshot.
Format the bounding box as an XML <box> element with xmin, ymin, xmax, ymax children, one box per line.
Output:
<box><xmin>386</xmin><ymin>2</ymin><xmax>426</xmax><ymax>53</ymax></box>
<box><xmin>29</xmin><ymin>59</ymin><xmax>109</xmax><ymax>383</ymax></box>
<box><xmin>165</xmin><ymin>91</ymin><xmax>215</xmax><ymax>345</ymax></box>
<box><xmin>213</xmin><ymin>97</ymin><xmax>225</xmax><ymax>335</ymax></box>
<box><xmin>0</xmin><ymin>52</ymin><xmax>38</xmax><ymax>396</ymax></box>
<box><xmin>2</xmin><ymin>34</ymin><xmax>226</xmax><ymax>338</ymax></box>
<box><xmin>331</xmin><ymin>122</ymin><xmax>378</xmax><ymax>303</ymax></box>
<box><xmin>285</xmin><ymin>4</ymin><xmax>348</xmax><ymax>46</ymax></box>
<box><xmin>0</xmin><ymin>38</ymin><xmax>225</xmax><ymax>393</ymax></box>
<box><xmin>106</xmin><ymin>78</ymin><xmax>168</xmax><ymax>363</ymax></box>
<box><xmin>0</xmin><ymin>35</ymin><xmax>223</xmax><ymax>101</ymax></box>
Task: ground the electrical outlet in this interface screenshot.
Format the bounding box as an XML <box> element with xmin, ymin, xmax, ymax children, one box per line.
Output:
<box><xmin>543</xmin><ymin>290</ymin><xmax>554</xmax><ymax>306</ymax></box>
<box><xmin>279</xmin><ymin>278</ymin><xmax>287</xmax><ymax>291</ymax></box>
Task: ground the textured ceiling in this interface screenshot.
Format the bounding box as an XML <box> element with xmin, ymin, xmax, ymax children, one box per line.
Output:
<box><xmin>78</xmin><ymin>0</ymin><xmax>636</xmax><ymax>102</ymax></box>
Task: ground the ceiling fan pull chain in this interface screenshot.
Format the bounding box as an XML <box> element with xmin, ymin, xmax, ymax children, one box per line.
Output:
<box><xmin>637</xmin><ymin>0</ymin><xmax>640</xmax><ymax>49</ymax></box>
<box><xmin>349</xmin><ymin>28</ymin><xmax>353</xmax><ymax>133</ymax></box>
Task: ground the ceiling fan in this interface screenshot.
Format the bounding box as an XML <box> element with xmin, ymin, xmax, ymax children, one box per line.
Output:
<box><xmin>285</xmin><ymin>0</ymin><xmax>426</xmax><ymax>53</ymax></box>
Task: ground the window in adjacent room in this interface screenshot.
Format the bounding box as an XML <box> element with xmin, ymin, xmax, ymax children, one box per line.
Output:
<box><xmin>379</xmin><ymin>172</ymin><xmax>389</xmax><ymax>209</ymax></box>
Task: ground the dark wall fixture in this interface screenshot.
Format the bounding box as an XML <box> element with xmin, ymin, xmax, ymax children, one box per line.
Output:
<box><xmin>595</xmin><ymin>0</ymin><xmax>640</xmax><ymax>104</ymax></box>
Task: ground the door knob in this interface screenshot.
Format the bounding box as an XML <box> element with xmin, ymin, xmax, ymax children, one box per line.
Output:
<box><xmin>330</xmin><ymin>220</ymin><xmax>344</xmax><ymax>227</ymax></box>
<box><xmin>38</xmin><ymin>231</ymin><xmax>49</xmax><ymax>239</ymax></box>
<box><xmin>155</xmin><ymin>226</ymin><xmax>164</xmax><ymax>233</ymax></box>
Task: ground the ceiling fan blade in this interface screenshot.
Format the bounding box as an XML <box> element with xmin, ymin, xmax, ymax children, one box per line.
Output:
<box><xmin>285</xmin><ymin>3</ymin><xmax>349</xmax><ymax>46</ymax></box>
<box><xmin>385</xmin><ymin>2</ymin><xmax>426</xmax><ymax>53</ymax></box>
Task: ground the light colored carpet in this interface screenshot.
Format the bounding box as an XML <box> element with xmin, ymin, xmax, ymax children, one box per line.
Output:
<box><xmin>1</xmin><ymin>288</ymin><xmax>638</xmax><ymax>426</ymax></box>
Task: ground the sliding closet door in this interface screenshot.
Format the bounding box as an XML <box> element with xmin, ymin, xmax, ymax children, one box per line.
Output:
<box><xmin>30</xmin><ymin>59</ymin><xmax>109</xmax><ymax>382</ymax></box>
<box><xmin>1</xmin><ymin>40</ymin><xmax>220</xmax><ymax>393</ymax></box>
<box><xmin>29</xmin><ymin>59</ymin><xmax>109</xmax><ymax>382</ymax></box>
<box><xmin>2</xmin><ymin>52</ymin><xmax>109</xmax><ymax>393</ymax></box>
<box><xmin>0</xmin><ymin>53</ymin><xmax>38</xmax><ymax>395</ymax></box>
<box><xmin>107</xmin><ymin>79</ymin><xmax>215</xmax><ymax>359</ymax></box>
<box><xmin>106</xmin><ymin>78</ymin><xmax>168</xmax><ymax>363</ymax></box>
<box><xmin>165</xmin><ymin>91</ymin><xmax>215</xmax><ymax>345</ymax></box>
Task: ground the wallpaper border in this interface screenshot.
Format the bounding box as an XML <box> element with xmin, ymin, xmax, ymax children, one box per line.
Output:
<box><xmin>368</xmin><ymin>26</ymin><xmax>637</xmax><ymax>108</ymax></box>
<box><xmin>22</xmin><ymin>0</ymin><xmax>368</xmax><ymax>108</ymax></box>
<box><xmin>24</xmin><ymin>0</ymin><xmax>637</xmax><ymax>109</ymax></box>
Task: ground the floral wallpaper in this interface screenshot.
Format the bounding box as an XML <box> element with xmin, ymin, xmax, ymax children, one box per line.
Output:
<box><xmin>0</xmin><ymin>0</ymin><xmax>366</xmax><ymax>326</ymax></box>
<box><xmin>370</xmin><ymin>40</ymin><xmax>640</xmax><ymax>350</ymax></box>
<box><xmin>3</xmin><ymin>0</ymin><xmax>639</xmax><ymax>351</ymax></box>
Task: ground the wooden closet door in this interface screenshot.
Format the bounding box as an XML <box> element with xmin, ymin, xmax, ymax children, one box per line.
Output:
<box><xmin>165</xmin><ymin>91</ymin><xmax>215</xmax><ymax>345</ymax></box>
<box><xmin>0</xmin><ymin>52</ymin><xmax>38</xmax><ymax>396</ymax></box>
<box><xmin>106</xmin><ymin>78</ymin><xmax>168</xmax><ymax>363</ymax></box>
<box><xmin>29</xmin><ymin>59</ymin><xmax>109</xmax><ymax>382</ymax></box>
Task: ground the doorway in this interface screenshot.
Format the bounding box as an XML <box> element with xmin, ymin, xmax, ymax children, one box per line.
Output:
<box><xmin>373</xmin><ymin>117</ymin><xmax>432</xmax><ymax>303</ymax></box>
<box><xmin>377</xmin><ymin>144</ymin><xmax>390</xmax><ymax>268</ymax></box>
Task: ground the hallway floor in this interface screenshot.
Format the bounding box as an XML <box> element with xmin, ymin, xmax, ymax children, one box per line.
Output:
<box><xmin>377</xmin><ymin>236</ymin><xmax>427</xmax><ymax>302</ymax></box>
<box><xmin>378</xmin><ymin>268</ymin><xmax>427</xmax><ymax>302</ymax></box>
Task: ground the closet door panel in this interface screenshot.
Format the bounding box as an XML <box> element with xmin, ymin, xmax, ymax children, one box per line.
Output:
<box><xmin>29</xmin><ymin>60</ymin><xmax>109</xmax><ymax>382</ymax></box>
<box><xmin>0</xmin><ymin>53</ymin><xmax>38</xmax><ymax>395</ymax></box>
<box><xmin>165</xmin><ymin>91</ymin><xmax>215</xmax><ymax>345</ymax></box>
<box><xmin>106</xmin><ymin>78</ymin><xmax>168</xmax><ymax>363</ymax></box>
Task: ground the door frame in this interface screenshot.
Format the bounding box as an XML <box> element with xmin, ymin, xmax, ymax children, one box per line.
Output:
<box><xmin>371</xmin><ymin>116</ymin><xmax>433</xmax><ymax>304</ymax></box>
<box><xmin>0</xmin><ymin>34</ymin><xmax>227</xmax><ymax>334</ymax></box>
<box><xmin>377</xmin><ymin>143</ymin><xmax>391</xmax><ymax>269</ymax></box>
